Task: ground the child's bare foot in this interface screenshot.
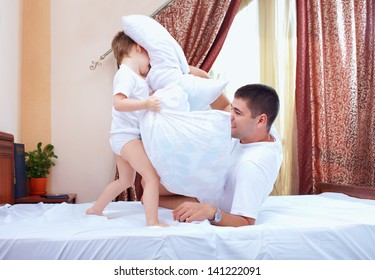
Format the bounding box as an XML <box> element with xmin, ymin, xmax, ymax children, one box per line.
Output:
<box><xmin>86</xmin><ymin>207</ymin><xmax>106</xmax><ymax>217</ymax></box>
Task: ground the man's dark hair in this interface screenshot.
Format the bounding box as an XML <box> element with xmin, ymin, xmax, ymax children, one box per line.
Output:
<box><xmin>234</xmin><ymin>84</ymin><xmax>280</xmax><ymax>129</ymax></box>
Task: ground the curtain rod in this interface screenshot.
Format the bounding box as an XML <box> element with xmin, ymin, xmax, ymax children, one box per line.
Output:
<box><xmin>90</xmin><ymin>0</ymin><xmax>174</xmax><ymax>70</ymax></box>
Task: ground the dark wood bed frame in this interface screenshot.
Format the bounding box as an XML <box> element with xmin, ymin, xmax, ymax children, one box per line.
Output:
<box><xmin>316</xmin><ymin>182</ymin><xmax>375</xmax><ymax>200</ymax></box>
<box><xmin>0</xmin><ymin>131</ymin><xmax>15</xmax><ymax>205</ymax></box>
<box><xmin>114</xmin><ymin>175</ymin><xmax>375</xmax><ymax>202</ymax></box>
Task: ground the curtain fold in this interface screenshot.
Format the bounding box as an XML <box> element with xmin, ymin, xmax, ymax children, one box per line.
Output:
<box><xmin>155</xmin><ymin>0</ymin><xmax>241</xmax><ymax>70</ymax></box>
<box><xmin>296</xmin><ymin>0</ymin><xmax>375</xmax><ymax>194</ymax></box>
<box><xmin>200</xmin><ymin>0</ymin><xmax>242</xmax><ymax>71</ymax></box>
<box><xmin>295</xmin><ymin>0</ymin><xmax>313</xmax><ymax>194</ymax></box>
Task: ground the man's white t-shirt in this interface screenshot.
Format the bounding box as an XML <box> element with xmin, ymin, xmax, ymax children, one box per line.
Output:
<box><xmin>218</xmin><ymin>127</ymin><xmax>283</xmax><ymax>219</ymax></box>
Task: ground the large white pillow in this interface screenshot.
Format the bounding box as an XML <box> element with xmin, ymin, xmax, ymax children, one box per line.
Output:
<box><xmin>121</xmin><ymin>15</ymin><xmax>228</xmax><ymax>110</ymax></box>
<box><xmin>121</xmin><ymin>15</ymin><xmax>189</xmax><ymax>73</ymax></box>
<box><xmin>178</xmin><ymin>74</ymin><xmax>228</xmax><ymax>111</ymax></box>
<box><xmin>140</xmin><ymin>85</ymin><xmax>231</xmax><ymax>202</ymax></box>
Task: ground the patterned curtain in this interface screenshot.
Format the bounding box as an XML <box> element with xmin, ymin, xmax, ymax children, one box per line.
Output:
<box><xmin>296</xmin><ymin>0</ymin><xmax>375</xmax><ymax>194</ymax></box>
<box><xmin>155</xmin><ymin>0</ymin><xmax>241</xmax><ymax>71</ymax></box>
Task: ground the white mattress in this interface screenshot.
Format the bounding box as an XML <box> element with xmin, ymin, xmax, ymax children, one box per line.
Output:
<box><xmin>1</xmin><ymin>193</ymin><xmax>375</xmax><ymax>260</ymax></box>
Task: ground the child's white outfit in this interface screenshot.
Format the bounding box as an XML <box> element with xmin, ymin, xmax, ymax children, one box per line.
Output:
<box><xmin>110</xmin><ymin>64</ymin><xmax>150</xmax><ymax>155</ymax></box>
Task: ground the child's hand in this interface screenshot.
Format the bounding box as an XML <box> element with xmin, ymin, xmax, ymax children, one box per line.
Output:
<box><xmin>146</xmin><ymin>96</ymin><xmax>161</xmax><ymax>112</ymax></box>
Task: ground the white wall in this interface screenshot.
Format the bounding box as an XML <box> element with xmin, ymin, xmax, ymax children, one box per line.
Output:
<box><xmin>50</xmin><ymin>0</ymin><xmax>168</xmax><ymax>203</ymax></box>
<box><xmin>0</xmin><ymin>0</ymin><xmax>21</xmax><ymax>142</ymax></box>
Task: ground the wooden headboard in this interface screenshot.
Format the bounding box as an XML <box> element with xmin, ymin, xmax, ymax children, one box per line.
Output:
<box><xmin>316</xmin><ymin>182</ymin><xmax>375</xmax><ymax>200</ymax></box>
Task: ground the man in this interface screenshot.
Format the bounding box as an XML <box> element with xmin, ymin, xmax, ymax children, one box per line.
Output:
<box><xmin>159</xmin><ymin>83</ymin><xmax>283</xmax><ymax>227</ymax></box>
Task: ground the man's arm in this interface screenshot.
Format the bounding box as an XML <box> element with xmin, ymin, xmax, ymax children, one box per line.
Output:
<box><xmin>173</xmin><ymin>201</ymin><xmax>255</xmax><ymax>227</ymax></box>
<box><xmin>188</xmin><ymin>65</ymin><xmax>209</xmax><ymax>78</ymax></box>
<box><xmin>210</xmin><ymin>94</ymin><xmax>231</xmax><ymax>112</ymax></box>
<box><xmin>188</xmin><ymin>66</ymin><xmax>231</xmax><ymax>112</ymax></box>
<box><xmin>159</xmin><ymin>191</ymin><xmax>255</xmax><ymax>226</ymax></box>
<box><xmin>159</xmin><ymin>194</ymin><xmax>198</xmax><ymax>210</ymax></box>
<box><xmin>212</xmin><ymin>209</ymin><xmax>255</xmax><ymax>227</ymax></box>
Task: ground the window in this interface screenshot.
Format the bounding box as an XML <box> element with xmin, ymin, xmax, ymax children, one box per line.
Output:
<box><xmin>210</xmin><ymin>1</ymin><xmax>259</xmax><ymax>101</ymax></box>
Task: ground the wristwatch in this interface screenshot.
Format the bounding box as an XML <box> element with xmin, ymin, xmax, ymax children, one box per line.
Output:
<box><xmin>210</xmin><ymin>208</ymin><xmax>222</xmax><ymax>223</ymax></box>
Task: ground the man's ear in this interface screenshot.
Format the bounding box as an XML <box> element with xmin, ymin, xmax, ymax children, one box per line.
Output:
<box><xmin>258</xmin><ymin>113</ymin><xmax>268</xmax><ymax>126</ymax></box>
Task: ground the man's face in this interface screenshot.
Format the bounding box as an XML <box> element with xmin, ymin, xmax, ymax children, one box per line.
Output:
<box><xmin>230</xmin><ymin>97</ymin><xmax>259</xmax><ymax>143</ymax></box>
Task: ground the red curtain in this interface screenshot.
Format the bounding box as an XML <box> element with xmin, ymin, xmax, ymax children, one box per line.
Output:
<box><xmin>155</xmin><ymin>0</ymin><xmax>241</xmax><ymax>71</ymax></box>
<box><xmin>200</xmin><ymin>0</ymin><xmax>241</xmax><ymax>71</ymax></box>
<box><xmin>296</xmin><ymin>0</ymin><xmax>375</xmax><ymax>194</ymax></box>
<box><xmin>295</xmin><ymin>0</ymin><xmax>313</xmax><ymax>194</ymax></box>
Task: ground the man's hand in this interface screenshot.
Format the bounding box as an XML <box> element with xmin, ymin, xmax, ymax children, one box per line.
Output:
<box><xmin>173</xmin><ymin>202</ymin><xmax>216</xmax><ymax>223</ymax></box>
<box><xmin>146</xmin><ymin>95</ymin><xmax>161</xmax><ymax>112</ymax></box>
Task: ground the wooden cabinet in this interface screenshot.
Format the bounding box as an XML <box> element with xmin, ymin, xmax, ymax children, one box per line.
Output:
<box><xmin>0</xmin><ymin>132</ymin><xmax>14</xmax><ymax>205</ymax></box>
<box><xmin>14</xmin><ymin>193</ymin><xmax>77</xmax><ymax>204</ymax></box>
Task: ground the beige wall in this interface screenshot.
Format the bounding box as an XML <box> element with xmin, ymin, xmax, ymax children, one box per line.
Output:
<box><xmin>1</xmin><ymin>0</ymin><xmax>169</xmax><ymax>203</ymax></box>
<box><xmin>0</xmin><ymin>0</ymin><xmax>21</xmax><ymax>142</ymax></box>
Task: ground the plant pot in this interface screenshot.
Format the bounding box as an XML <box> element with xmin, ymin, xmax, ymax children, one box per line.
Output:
<box><xmin>28</xmin><ymin>178</ymin><xmax>47</xmax><ymax>196</ymax></box>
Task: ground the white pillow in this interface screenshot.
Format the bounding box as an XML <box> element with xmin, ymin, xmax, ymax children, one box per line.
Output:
<box><xmin>145</xmin><ymin>68</ymin><xmax>228</xmax><ymax>111</ymax></box>
<box><xmin>140</xmin><ymin>85</ymin><xmax>231</xmax><ymax>202</ymax></box>
<box><xmin>152</xmin><ymin>84</ymin><xmax>190</xmax><ymax>112</ymax></box>
<box><xmin>121</xmin><ymin>14</ymin><xmax>228</xmax><ymax>111</ymax></box>
<box><xmin>121</xmin><ymin>15</ymin><xmax>189</xmax><ymax>72</ymax></box>
<box><xmin>178</xmin><ymin>74</ymin><xmax>228</xmax><ymax>111</ymax></box>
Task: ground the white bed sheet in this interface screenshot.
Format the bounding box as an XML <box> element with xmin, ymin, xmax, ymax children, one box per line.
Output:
<box><xmin>1</xmin><ymin>193</ymin><xmax>375</xmax><ymax>260</ymax></box>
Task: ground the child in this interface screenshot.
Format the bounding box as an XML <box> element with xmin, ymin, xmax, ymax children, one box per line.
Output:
<box><xmin>119</xmin><ymin>15</ymin><xmax>231</xmax><ymax>204</ymax></box>
<box><xmin>86</xmin><ymin>31</ymin><xmax>168</xmax><ymax>227</ymax></box>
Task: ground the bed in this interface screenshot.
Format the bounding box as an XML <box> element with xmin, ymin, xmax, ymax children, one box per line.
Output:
<box><xmin>1</xmin><ymin>183</ymin><xmax>374</xmax><ymax>260</ymax></box>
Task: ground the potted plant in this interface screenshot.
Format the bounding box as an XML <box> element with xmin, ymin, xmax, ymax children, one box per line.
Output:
<box><xmin>25</xmin><ymin>142</ymin><xmax>58</xmax><ymax>196</ymax></box>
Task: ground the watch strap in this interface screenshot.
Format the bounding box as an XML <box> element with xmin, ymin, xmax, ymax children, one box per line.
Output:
<box><xmin>210</xmin><ymin>208</ymin><xmax>222</xmax><ymax>223</ymax></box>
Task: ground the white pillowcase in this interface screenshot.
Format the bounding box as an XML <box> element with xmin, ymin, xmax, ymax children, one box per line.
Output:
<box><xmin>121</xmin><ymin>15</ymin><xmax>189</xmax><ymax>73</ymax></box>
<box><xmin>176</xmin><ymin>73</ymin><xmax>228</xmax><ymax>111</ymax></box>
<box><xmin>140</xmin><ymin>85</ymin><xmax>231</xmax><ymax>202</ymax></box>
<box><xmin>152</xmin><ymin>84</ymin><xmax>190</xmax><ymax>112</ymax></box>
<box><xmin>121</xmin><ymin>15</ymin><xmax>228</xmax><ymax>110</ymax></box>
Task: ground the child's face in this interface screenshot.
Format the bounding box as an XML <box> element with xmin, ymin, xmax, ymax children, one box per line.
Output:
<box><xmin>139</xmin><ymin>47</ymin><xmax>151</xmax><ymax>77</ymax></box>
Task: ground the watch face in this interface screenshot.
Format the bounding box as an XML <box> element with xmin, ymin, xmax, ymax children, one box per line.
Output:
<box><xmin>214</xmin><ymin>209</ymin><xmax>222</xmax><ymax>222</ymax></box>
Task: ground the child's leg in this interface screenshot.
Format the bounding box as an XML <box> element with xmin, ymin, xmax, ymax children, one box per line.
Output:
<box><xmin>121</xmin><ymin>139</ymin><xmax>167</xmax><ymax>227</ymax></box>
<box><xmin>86</xmin><ymin>155</ymin><xmax>135</xmax><ymax>216</ymax></box>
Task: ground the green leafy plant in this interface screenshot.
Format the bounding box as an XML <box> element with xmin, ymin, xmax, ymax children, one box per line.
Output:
<box><xmin>25</xmin><ymin>142</ymin><xmax>58</xmax><ymax>178</ymax></box>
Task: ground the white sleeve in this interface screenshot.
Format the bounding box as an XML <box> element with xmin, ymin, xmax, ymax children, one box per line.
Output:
<box><xmin>113</xmin><ymin>68</ymin><xmax>135</xmax><ymax>98</ymax></box>
<box><xmin>230</xmin><ymin>161</ymin><xmax>271</xmax><ymax>219</ymax></box>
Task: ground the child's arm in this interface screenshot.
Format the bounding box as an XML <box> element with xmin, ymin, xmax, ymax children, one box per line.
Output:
<box><xmin>114</xmin><ymin>93</ymin><xmax>160</xmax><ymax>112</ymax></box>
